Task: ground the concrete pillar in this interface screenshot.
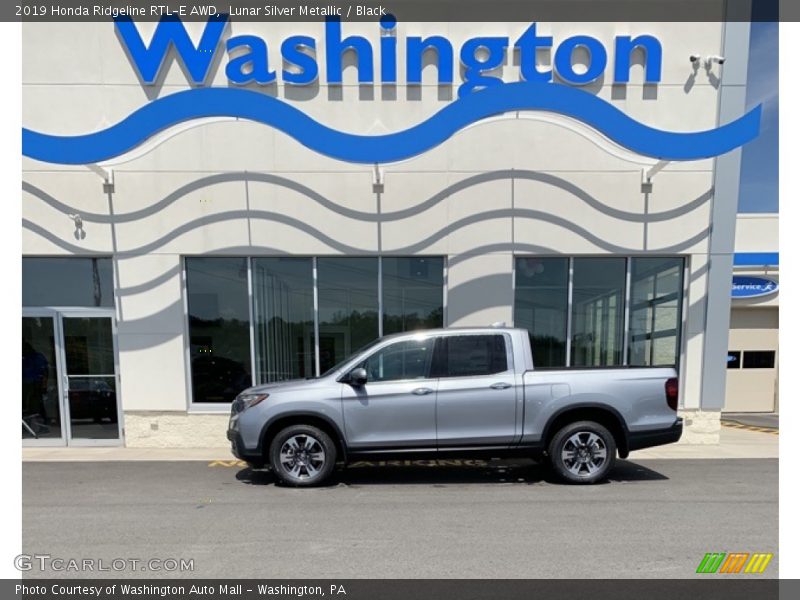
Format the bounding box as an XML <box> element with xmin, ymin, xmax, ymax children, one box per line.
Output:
<box><xmin>692</xmin><ymin>21</ymin><xmax>752</xmax><ymax>441</ymax></box>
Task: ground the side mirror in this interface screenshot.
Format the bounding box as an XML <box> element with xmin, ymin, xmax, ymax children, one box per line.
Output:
<box><xmin>348</xmin><ymin>368</ymin><xmax>368</xmax><ymax>386</ymax></box>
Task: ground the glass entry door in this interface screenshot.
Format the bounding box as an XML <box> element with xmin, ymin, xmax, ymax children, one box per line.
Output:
<box><xmin>61</xmin><ymin>313</ymin><xmax>121</xmax><ymax>443</ymax></box>
<box><xmin>22</xmin><ymin>310</ymin><xmax>122</xmax><ymax>446</ymax></box>
<box><xmin>22</xmin><ymin>314</ymin><xmax>63</xmax><ymax>444</ymax></box>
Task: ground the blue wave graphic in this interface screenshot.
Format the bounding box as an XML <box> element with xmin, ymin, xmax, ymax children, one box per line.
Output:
<box><xmin>22</xmin><ymin>83</ymin><xmax>760</xmax><ymax>164</ymax></box>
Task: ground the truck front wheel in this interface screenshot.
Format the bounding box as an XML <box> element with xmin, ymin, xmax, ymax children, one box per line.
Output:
<box><xmin>548</xmin><ymin>421</ymin><xmax>616</xmax><ymax>484</ymax></box>
<box><xmin>268</xmin><ymin>424</ymin><xmax>337</xmax><ymax>487</ymax></box>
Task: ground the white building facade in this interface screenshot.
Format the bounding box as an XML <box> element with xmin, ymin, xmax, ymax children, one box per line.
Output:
<box><xmin>726</xmin><ymin>214</ymin><xmax>779</xmax><ymax>414</ymax></box>
<box><xmin>21</xmin><ymin>18</ymin><xmax>762</xmax><ymax>448</ymax></box>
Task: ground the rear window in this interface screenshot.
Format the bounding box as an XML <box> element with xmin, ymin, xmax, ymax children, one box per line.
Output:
<box><xmin>436</xmin><ymin>335</ymin><xmax>508</xmax><ymax>377</ymax></box>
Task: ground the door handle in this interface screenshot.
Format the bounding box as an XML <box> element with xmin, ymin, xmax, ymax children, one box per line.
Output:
<box><xmin>412</xmin><ymin>387</ymin><xmax>434</xmax><ymax>395</ymax></box>
<box><xmin>490</xmin><ymin>382</ymin><xmax>512</xmax><ymax>390</ymax></box>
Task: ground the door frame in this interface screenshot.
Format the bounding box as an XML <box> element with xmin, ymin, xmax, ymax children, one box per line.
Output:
<box><xmin>22</xmin><ymin>307</ymin><xmax>124</xmax><ymax>447</ymax></box>
<box><xmin>22</xmin><ymin>308</ymin><xmax>67</xmax><ymax>447</ymax></box>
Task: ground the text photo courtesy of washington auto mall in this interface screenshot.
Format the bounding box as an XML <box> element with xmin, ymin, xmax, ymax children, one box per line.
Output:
<box><xmin>12</xmin><ymin>0</ymin><xmax>785</xmax><ymax>598</ymax></box>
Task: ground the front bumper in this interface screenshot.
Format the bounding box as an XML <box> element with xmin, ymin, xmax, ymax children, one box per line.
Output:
<box><xmin>228</xmin><ymin>430</ymin><xmax>265</xmax><ymax>465</ymax></box>
<box><xmin>627</xmin><ymin>418</ymin><xmax>683</xmax><ymax>452</ymax></box>
<box><xmin>227</xmin><ymin>416</ymin><xmax>265</xmax><ymax>465</ymax></box>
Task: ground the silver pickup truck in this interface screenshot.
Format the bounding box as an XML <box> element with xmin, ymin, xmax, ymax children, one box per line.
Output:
<box><xmin>227</xmin><ymin>327</ymin><xmax>682</xmax><ymax>485</ymax></box>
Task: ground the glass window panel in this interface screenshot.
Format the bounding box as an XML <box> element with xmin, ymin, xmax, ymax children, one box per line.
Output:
<box><xmin>727</xmin><ymin>351</ymin><xmax>741</xmax><ymax>369</ymax></box>
<box><xmin>67</xmin><ymin>376</ymin><xmax>118</xmax><ymax>439</ymax></box>
<box><xmin>62</xmin><ymin>317</ymin><xmax>115</xmax><ymax>375</ymax></box>
<box><xmin>186</xmin><ymin>258</ymin><xmax>252</xmax><ymax>403</ymax></box>
<box><xmin>439</xmin><ymin>335</ymin><xmax>508</xmax><ymax>377</ymax></box>
<box><xmin>514</xmin><ymin>258</ymin><xmax>568</xmax><ymax>367</ymax></box>
<box><xmin>571</xmin><ymin>258</ymin><xmax>626</xmax><ymax>367</ymax></box>
<box><xmin>359</xmin><ymin>339</ymin><xmax>435</xmax><ymax>382</ymax></box>
<box><xmin>742</xmin><ymin>351</ymin><xmax>775</xmax><ymax>369</ymax></box>
<box><xmin>252</xmin><ymin>258</ymin><xmax>316</xmax><ymax>383</ymax></box>
<box><xmin>22</xmin><ymin>317</ymin><xmax>62</xmax><ymax>440</ymax></box>
<box><xmin>23</xmin><ymin>257</ymin><xmax>114</xmax><ymax>307</ymax></box>
<box><xmin>651</xmin><ymin>336</ymin><xmax>678</xmax><ymax>367</ymax></box>
<box><xmin>382</xmin><ymin>257</ymin><xmax>444</xmax><ymax>335</ymax></box>
<box><xmin>317</xmin><ymin>258</ymin><xmax>379</xmax><ymax>374</ymax></box>
<box><xmin>628</xmin><ymin>257</ymin><xmax>684</xmax><ymax>367</ymax></box>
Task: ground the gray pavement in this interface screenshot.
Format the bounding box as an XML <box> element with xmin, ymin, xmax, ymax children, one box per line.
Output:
<box><xmin>22</xmin><ymin>458</ymin><xmax>778</xmax><ymax>579</ymax></box>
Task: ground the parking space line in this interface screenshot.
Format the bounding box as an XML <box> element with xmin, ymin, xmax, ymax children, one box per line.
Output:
<box><xmin>208</xmin><ymin>460</ymin><xmax>248</xmax><ymax>467</ymax></box>
<box><xmin>721</xmin><ymin>421</ymin><xmax>778</xmax><ymax>435</ymax></box>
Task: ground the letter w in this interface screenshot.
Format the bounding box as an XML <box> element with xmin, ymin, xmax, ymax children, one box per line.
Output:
<box><xmin>114</xmin><ymin>15</ymin><xmax>228</xmax><ymax>85</ymax></box>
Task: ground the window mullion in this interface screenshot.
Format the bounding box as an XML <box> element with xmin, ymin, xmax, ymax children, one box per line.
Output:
<box><xmin>565</xmin><ymin>257</ymin><xmax>574</xmax><ymax>367</ymax></box>
<box><xmin>313</xmin><ymin>257</ymin><xmax>320</xmax><ymax>377</ymax></box>
<box><xmin>623</xmin><ymin>257</ymin><xmax>632</xmax><ymax>366</ymax></box>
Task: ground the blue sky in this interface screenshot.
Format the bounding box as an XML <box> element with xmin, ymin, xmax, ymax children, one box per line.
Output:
<box><xmin>738</xmin><ymin>21</ymin><xmax>778</xmax><ymax>213</ymax></box>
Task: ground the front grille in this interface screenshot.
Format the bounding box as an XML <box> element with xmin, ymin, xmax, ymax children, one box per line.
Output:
<box><xmin>231</xmin><ymin>397</ymin><xmax>244</xmax><ymax>414</ymax></box>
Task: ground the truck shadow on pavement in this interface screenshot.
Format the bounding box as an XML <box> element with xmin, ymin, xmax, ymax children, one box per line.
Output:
<box><xmin>234</xmin><ymin>458</ymin><xmax>668</xmax><ymax>487</ymax></box>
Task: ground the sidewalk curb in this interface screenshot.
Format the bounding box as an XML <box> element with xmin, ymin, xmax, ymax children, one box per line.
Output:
<box><xmin>22</xmin><ymin>427</ymin><xmax>778</xmax><ymax>462</ymax></box>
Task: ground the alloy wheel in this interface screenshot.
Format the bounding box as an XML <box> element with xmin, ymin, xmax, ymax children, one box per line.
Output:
<box><xmin>560</xmin><ymin>431</ymin><xmax>608</xmax><ymax>477</ymax></box>
<box><xmin>279</xmin><ymin>434</ymin><xmax>326</xmax><ymax>480</ymax></box>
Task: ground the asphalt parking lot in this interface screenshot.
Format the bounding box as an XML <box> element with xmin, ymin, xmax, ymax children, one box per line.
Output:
<box><xmin>22</xmin><ymin>458</ymin><xmax>778</xmax><ymax>579</ymax></box>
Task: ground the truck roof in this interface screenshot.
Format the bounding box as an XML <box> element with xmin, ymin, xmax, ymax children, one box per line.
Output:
<box><xmin>381</xmin><ymin>326</ymin><xmax>526</xmax><ymax>339</ymax></box>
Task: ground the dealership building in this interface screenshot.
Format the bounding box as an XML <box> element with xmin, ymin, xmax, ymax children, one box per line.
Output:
<box><xmin>21</xmin><ymin>17</ymin><xmax>777</xmax><ymax>448</ymax></box>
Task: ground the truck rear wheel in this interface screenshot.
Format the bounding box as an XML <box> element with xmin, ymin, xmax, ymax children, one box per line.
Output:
<box><xmin>269</xmin><ymin>424</ymin><xmax>336</xmax><ymax>487</ymax></box>
<box><xmin>548</xmin><ymin>421</ymin><xmax>616</xmax><ymax>484</ymax></box>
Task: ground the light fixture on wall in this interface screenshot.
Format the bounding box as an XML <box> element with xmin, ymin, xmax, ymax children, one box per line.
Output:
<box><xmin>68</xmin><ymin>213</ymin><xmax>86</xmax><ymax>240</ymax></box>
<box><xmin>641</xmin><ymin>160</ymin><xmax>671</xmax><ymax>194</ymax></box>
<box><xmin>372</xmin><ymin>164</ymin><xmax>384</xmax><ymax>194</ymax></box>
<box><xmin>86</xmin><ymin>163</ymin><xmax>114</xmax><ymax>194</ymax></box>
<box><xmin>689</xmin><ymin>53</ymin><xmax>726</xmax><ymax>68</ymax></box>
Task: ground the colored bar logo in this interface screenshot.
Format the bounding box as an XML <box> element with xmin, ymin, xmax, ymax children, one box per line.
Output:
<box><xmin>696</xmin><ymin>553</ymin><xmax>773</xmax><ymax>574</ymax></box>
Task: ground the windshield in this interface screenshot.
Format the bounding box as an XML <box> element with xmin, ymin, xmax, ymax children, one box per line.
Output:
<box><xmin>320</xmin><ymin>337</ymin><xmax>384</xmax><ymax>378</ymax></box>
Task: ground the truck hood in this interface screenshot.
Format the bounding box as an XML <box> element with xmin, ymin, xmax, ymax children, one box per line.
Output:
<box><xmin>242</xmin><ymin>377</ymin><xmax>327</xmax><ymax>396</ymax></box>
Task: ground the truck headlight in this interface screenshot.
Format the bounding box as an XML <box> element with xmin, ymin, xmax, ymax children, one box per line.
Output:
<box><xmin>238</xmin><ymin>393</ymin><xmax>269</xmax><ymax>410</ymax></box>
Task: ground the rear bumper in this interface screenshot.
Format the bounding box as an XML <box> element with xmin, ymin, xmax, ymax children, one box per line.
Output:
<box><xmin>627</xmin><ymin>418</ymin><xmax>683</xmax><ymax>452</ymax></box>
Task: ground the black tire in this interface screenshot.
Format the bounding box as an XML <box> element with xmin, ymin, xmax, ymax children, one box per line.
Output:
<box><xmin>548</xmin><ymin>420</ymin><xmax>616</xmax><ymax>484</ymax></box>
<box><xmin>269</xmin><ymin>424</ymin><xmax>336</xmax><ymax>487</ymax></box>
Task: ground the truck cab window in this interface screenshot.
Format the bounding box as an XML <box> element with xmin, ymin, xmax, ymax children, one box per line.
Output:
<box><xmin>359</xmin><ymin>339</ymin><xmax>435</xmax><ymax>382</ymax></box>
<box><xmin>436</xmin><ymin>335</ymin><xmax>508</xmax><ymax>377</ymax></box>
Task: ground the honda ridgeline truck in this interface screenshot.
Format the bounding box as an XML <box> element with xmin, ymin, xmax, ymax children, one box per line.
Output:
<box><xmin>227</xmin><ymin>327</ymin><xmax>682</xmax><ymax>485</ymax></box>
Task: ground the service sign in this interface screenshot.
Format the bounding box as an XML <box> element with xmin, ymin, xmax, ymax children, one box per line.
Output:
<box><xmin>731</xmin><ymin>276</ymin><xmax>778</xmax><ymax>299</ymax></box>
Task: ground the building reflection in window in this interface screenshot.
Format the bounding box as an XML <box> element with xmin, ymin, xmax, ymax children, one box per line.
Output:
<box><xmin>186</xmin><ymin>258</ymin><xmax>252</xmax><ymax>403</ymax></box>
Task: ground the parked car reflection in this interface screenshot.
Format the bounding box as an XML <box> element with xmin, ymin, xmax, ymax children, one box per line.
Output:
<box><xmin>68</xmin><ymin>377</ymin><xmax>117</xmax><ymax>423</ymax></box>
<box><xmin>191</xmin><ymin>355</ymin><xmax>252</xmax><ymax>403</ymax></box>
